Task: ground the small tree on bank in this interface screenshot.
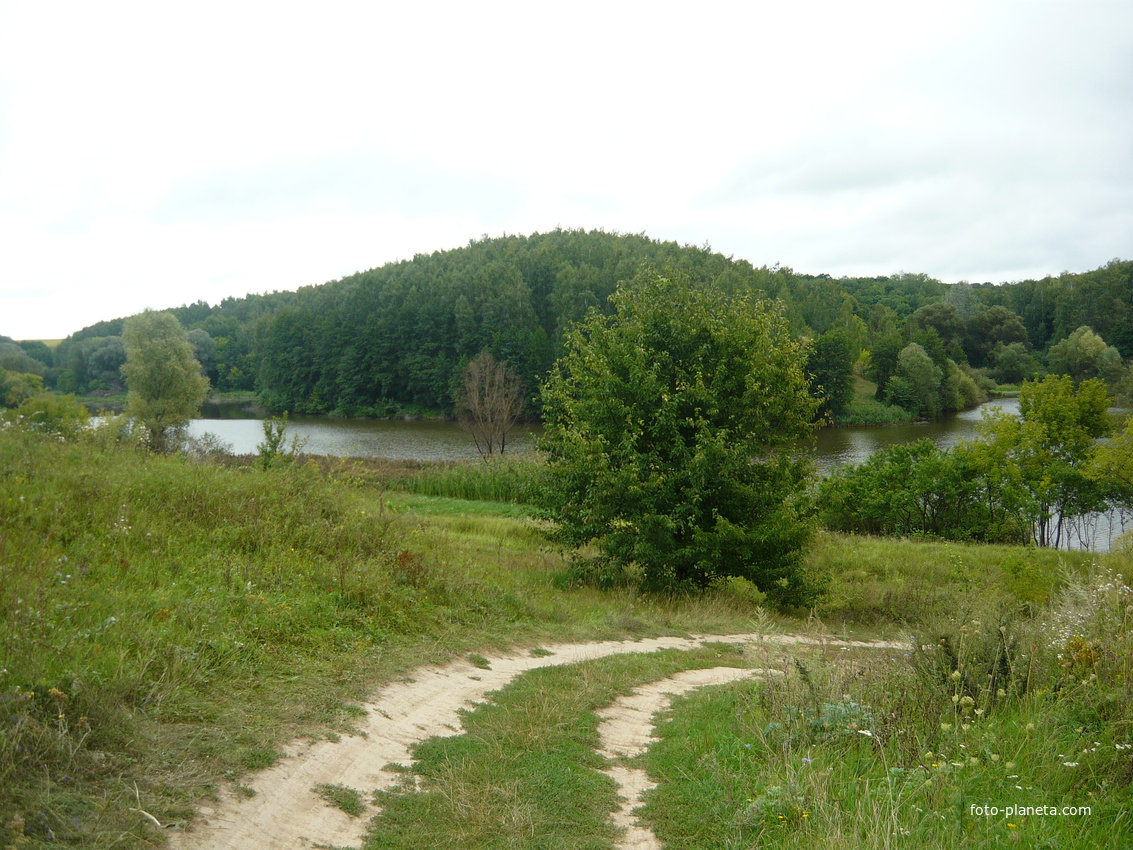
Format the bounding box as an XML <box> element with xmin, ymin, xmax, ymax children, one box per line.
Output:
<box><xmin>537</xmin><ymin>269</ymin><xmax>821</xmax><ymax>606</ymax></box>
<box><xmin>121</xmin><ymin>311</ymin><xmax>209</xmax><ymax>451</ymax></box>
<box><xmin>456</xmin><ymin>351</ymin><xmax>524</xmax><ymax>459</ymax></box>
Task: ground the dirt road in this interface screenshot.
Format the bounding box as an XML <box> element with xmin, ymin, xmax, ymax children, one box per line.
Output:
<box><xmin>169</xmin><ymin>632</ymin><xmax>901</xmax><ymax>849</ymax></box>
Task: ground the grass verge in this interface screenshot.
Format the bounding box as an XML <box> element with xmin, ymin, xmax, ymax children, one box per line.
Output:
<box><xmin>639</xmin><ymin>566</ymin><xmax>1133</xmax><ymax>848</ymax></box>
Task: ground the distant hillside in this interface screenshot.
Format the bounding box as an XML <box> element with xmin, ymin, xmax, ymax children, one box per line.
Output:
<box><xmin>47</xmin><ymin>229</ymin><xmax>1131</xmax><ymax>417</ymax></box>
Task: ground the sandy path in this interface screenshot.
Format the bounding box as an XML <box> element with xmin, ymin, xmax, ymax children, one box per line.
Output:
<box><xmin>170</xmin><ymin>632</ymin><xmax>900</xmax><ymax>849</ymax></box>
<box><xmin>597</xmin><ymin>666</ymin><xmax>783</xmax><ymax>849</ymax></box>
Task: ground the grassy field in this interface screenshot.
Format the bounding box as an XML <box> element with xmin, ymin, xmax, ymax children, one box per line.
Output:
<box><xmin>2</xmin><ymin>426</ymin><xmax>1130</xmax><ymax>848</ymax></box>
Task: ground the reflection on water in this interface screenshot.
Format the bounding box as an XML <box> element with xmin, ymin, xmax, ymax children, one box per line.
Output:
<box><xmin>191</xmin><ymin>397</ymin><xmax>1019</xmax><ymax>468</ymax></box>
<box><xmin>188</xmin><ymin>410</ymin><xmax>542</xmax><ymax>462</ymax></box>
<box><xmin>808</xmin><ymin>397</ymin><xmax>1018</xmax><ymax>476</ymax></box>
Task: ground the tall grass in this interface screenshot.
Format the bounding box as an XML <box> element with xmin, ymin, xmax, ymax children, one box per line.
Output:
<box><xmin>639</xmin><ymin>564</ymin><xmax>1133</xmax><ymax>847</ymax></box>
<box><xmin>0</xmin><ymin>429</ymin><xmax>555</xmax><ymax>845</ymax></box>
<box><xmin>0</xmin><ymin>427</ymin><xmax>770</xmax><ymax>847</ymax></box>
<box><xmin>392</xmin><ymin>455</ymin><xmax>545</xmax><ymax>503</ymax></box>
<box><xmin>305</xmin><ymin>454</ymin><xmax>545</xmax><ymax>505</ymax></box>
<box><xmin>807</xmin><ymin>533</ymin><xmax>1092</xmax><ymax>627</ymax></box>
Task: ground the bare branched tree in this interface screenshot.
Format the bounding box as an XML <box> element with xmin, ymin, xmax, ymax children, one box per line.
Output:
<box><xmin>457</xmin><ymin>351</ymin><xmax>523</xmax><ymax>460</ymax></box>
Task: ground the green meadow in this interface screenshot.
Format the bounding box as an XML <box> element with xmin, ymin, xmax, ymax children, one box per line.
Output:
<box><xmin>2</xmin><ymin>428</ymin><xmax>1130</xmax><ymax>848</ymax></box>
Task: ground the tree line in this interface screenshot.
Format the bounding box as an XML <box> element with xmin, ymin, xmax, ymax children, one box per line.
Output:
<box><xmin>4</xmin><ymin>231</ymin><xmax>1132</xmax><ymax>425</ymax></box>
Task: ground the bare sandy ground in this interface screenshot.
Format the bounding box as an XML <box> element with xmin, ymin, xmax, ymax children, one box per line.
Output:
<box><xmin>597</xmin><ymin>666</ymin><xmax>784</xmax><ymax>849</ymax></box>
<box><xmin>169</xmin><ymin>632</ymin><xmax>901</xmax><ymax>849</ymax></box>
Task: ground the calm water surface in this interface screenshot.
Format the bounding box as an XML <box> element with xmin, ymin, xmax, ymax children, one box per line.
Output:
<box><xmin>189</xmin><ymin>397</ymin><xmax>1020</xmax><ymax>470</ymax></box>
<box><xmin>808</xmin><ymin>397</ymin><xmax>1019</xmax><ymax>475</ymax></box>
<box><xmin>188</xmin><ymin>407</ymin><xmax>542</xmax><ymax>462</ymax></box>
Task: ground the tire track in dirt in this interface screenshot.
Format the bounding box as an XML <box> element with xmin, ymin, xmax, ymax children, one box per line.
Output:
<box><xmin>597</xmin><ymin>666</ymin><xmax>784</xmax><ymax>849</ymax></box>
<box><xmin>170</xmin><ymin>633</ymin><xmax>901</xmax><ymax>849</ymax></box>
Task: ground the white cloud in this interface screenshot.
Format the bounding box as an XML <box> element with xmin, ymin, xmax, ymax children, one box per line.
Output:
<box><xmin>0</xmin><ymin>0</ymin><xmax>1130</xmax><ymax>339</ymax></box>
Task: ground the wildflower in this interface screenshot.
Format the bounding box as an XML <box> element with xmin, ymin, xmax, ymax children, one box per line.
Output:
<box><xmin>974</xmin><ymin>709</ymin><xmax>985</xmax><ymax>717</ymax></box>
<box><xmin>858</xmin><ymin>730</ymin><xmax>874</xmax><ymax>738</ymax></box>
<box><xmin>990</xmin><ymin>754</ymin><xmax>1000</xmax><ymax>762</ymax></box>
<box><xmin>951</xmin><ymin>670</ymin><xmax>962</xmax><ymax>681</ymax></box>
<box><xmin>1006</xmin><ymin>762</ymin><xmax>1016</xmax><ymax>770</ymax></box>
<box><xmin>941</xmin><ymin>723</ymin><xmax>953</xmax><ymax>732</ymax></box>
<box><xmin>1025</xmin><ymin>722</ymin><xmax>1035</xmax><ymax>731</ymax></box>
<box><xmin>997</xmin><ymin>688</ymin><xmax>1007</xmax><ymax>698</ymax></box>
<box><xmin>801</xmin><ymin>758</ymin><xmax>812</xmax><ymax>764</ymax></box>
<box><xmin>1062</xmin><ymin>762</ymin><xmax>1079</xmax><ymax>768</ymax></box>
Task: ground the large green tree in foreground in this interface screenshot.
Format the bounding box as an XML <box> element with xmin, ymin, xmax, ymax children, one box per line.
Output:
<box><xmin>121</xmin><ymin>311</ymin><xmax>209</xmax><ymax>451</ymax></box>
<box><xmin>537</xmin><ymin>269</ymin><xmax>820</xmax><ymax>605</ymax></box>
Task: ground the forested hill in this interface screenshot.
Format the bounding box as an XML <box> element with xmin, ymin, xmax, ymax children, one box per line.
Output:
<box><xmin>48</xmin><ymin>229</ymin><xmax>1133</xmax><ymax>417</ymax></box>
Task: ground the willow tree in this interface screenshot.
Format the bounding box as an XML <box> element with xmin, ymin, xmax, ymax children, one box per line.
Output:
<box><xmin>121</xmin><ymin>311</ymin><xmax>209</xmax><ymax>451</ymax></box>
<box><xmin>537</xmin><ymin>268</ymin><xmax>820</xmax><ymax>606</ymax></box>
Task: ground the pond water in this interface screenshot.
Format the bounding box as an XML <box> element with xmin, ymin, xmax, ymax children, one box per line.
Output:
<box><xmin>188</xmin><ymin>397</ymin><xmax>1019</xmax><ymax>471</ymax></box>
<box><xmin>808</xmin><ymin>397</ymin><xmax>1018</xmax><ymax>476</ymax></box>
<box><xmin>188</xmin><ymin>405</ymin><xmax>542</xmax><ymax>462</ymax></box>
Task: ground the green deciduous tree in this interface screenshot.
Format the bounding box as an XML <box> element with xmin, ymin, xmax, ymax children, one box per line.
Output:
<box><xmin>888</xmin><ymin>343</ymin><xmax>943</xmax><ymax>417</ymax></box>
<box><xmin>989</xmin><ymin>341</ymin><xmax>1041</xmax><ymax>384</ymax></box>
<box><xmin>963</xmin><ymin>305</ymin><xmax>1029</xmax><ymax>368</ymax></box>
<box><xmin>121</xmin><ymin>311</ymin><xmax>210</xmax><ymax>451</ymax></box>
<box><xmin>537</xmin><ymin>269</ymin><xmax>820</xmax><ymax>606</ymax></box>
<box><xmin>913</xmin><ymin>302</ymin><xmax>966</xmax><ymax>354</ymax></box>
<box><xmin>0</xmin><ymin>368</ymin><xmax>44</xmax><ymax>407</ymax></box>
<box><xmin>1046</xmin><ymin>326</ymin><xmax>1123</xmax><ymax>386</ymax></box>
<box><xmin>0</xmin><ymin>342</ymin><xmax>47</xmax><ymax>377</ymax></box>
<box><xmin>807</xmin><ymin>328</ymin><xmax>855</xmax><ymax>420</ymax></box>
<box><xmin>978</xmin><ymin>375</ymin><xmax>1111</xmax><ymax>548</ymax></box>
<box><xmin>817</xmin><ymin>439</ymin><xmax>1028</xmax><ymax>543</ymax></box>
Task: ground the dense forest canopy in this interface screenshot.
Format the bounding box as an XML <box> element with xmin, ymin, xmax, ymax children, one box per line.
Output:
<box><xmin>13</xmin><ymin>229</ymin><xmax>1133</xmax><ymax>419</ymax></box>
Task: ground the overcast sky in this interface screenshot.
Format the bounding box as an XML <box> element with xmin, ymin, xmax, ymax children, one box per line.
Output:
<box><xmin>2</xmin><ymin>1</ymin><xmax>1131</xmax><ymax>340</ymax></box>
